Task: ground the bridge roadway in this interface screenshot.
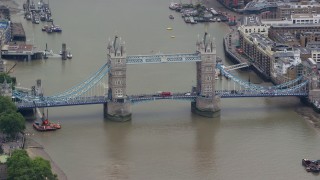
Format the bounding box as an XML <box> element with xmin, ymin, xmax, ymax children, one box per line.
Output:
<box><xmin>15</xmin><ymin>90</ymin><xmax>308</xmax><ymax>109</ymax></box>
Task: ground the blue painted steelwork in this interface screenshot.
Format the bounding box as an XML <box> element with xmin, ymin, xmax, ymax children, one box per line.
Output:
<box><xmin>126</xmin><ymin>53</ymin><xmax>201</xmax><ymax>64</ymax></box>
<box><xmin>13</xmin><ymin>61</ymin><xmax>309</xmax><ymax>110</ymax></box>
<box><xmin>13</xmin><ymin>64</ymin><xmax>110</xmax><ymax>103</ymax></box>
<box><xmin>15</xmin><ymin>87</ymin><xmax>308</xmax><ymax>109</ymax></box>
<box><xmin>216</xmin><ymin>63</ymin><xmax>307</xmax><ymax>91</ymax></box>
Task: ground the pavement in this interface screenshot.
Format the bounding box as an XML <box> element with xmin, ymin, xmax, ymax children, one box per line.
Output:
<box><xmin>0</xmin><ymin>133</ymin><xmax>24</xmax><ymax>155</ymax></box>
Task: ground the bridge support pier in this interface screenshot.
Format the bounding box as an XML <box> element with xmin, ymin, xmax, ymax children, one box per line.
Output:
<box><xmin>191</xmin><ymin>96</ymin><xmax>221</xmax><ymax>118</ymax></box>
<box><xmin>104</xmin><ymin>101</ymin><xmax>132</xmax><ymax>122</ymax></box>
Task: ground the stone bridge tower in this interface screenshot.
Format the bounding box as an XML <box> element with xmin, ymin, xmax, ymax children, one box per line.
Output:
<box><xmin>104</xmin><ymin>36</ymin><xmax>132</xmax><ymax>121</ymax></box>
<box><xmin>191</xmin><ymin>32</ymin><xmax>221</xmax><ymax>117</ymax></box>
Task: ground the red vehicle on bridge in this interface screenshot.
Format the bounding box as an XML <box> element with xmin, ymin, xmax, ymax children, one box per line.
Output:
<box><xmin>159</xmin><ymin>91</ymin><xmax>172</xmax><ymax>97</ymax></box>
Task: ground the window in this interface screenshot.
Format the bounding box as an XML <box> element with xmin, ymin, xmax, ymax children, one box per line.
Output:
<box><xmin>115</xmin><ymin>88</ymin><xmax>123</xmax><ymax>97</ymax></box>
<box><xmin>114</xmin><ymin>71</ymin><xmax>123</xmax><ymax>75</ymax></box>
<box><xmin>206</xmin><ymin>75</ymin><xmax>213</xmax><ymax>81</ymax></box>
<box><xmin>114</xmin><ymin>79</ymin><xmax>122</xmax><ymax>85</ymax></box>
<box><xmin>204</xmin><ymin>85</ymin><xmax>212</xmax><ymax>92</ymax></box>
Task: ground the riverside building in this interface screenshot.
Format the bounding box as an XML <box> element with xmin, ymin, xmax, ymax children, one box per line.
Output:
<box><xmin>276</xmin><ymin>1</ymin><xmax>320</xmax><ymax>19</ymax></box>
<box><xmin>238</xmin><ymin>16</ymin><xmax>302</xmax><ymax>83</ymax></box>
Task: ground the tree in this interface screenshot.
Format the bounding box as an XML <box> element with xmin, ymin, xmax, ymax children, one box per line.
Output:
<box><xmin>30</xmin><ymin>157</ymin><xmax>57</xmax><ymax>180</ymax></box>
<box><xmin>7</xmin><ymin>150</ymin><xmax>57</xmax><ymax>180</ymax></box>
<box><xmin>7</xmin><ymin>149</ymin><xmax>33</xmax><ymax>180</ymax></box>
<box><xmin>0</xmin><ymin>96</ymin><xmax>17</xmax><ymax>114</ymax></box>
<box><xmin>0</xmin><ymin>111</ymin><xmax>25</xmax><ymax>138</ymax></box>
<box><xmin>0</xmin><ymin>73</ymin><xmax>16</xmax><ymax>85</ymax></box>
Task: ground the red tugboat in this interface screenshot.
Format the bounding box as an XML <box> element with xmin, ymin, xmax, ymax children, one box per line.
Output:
<box><xmin>33</xmin><ymin>110</ymin><xmax>61</xmax><ymax>131</ymax></box>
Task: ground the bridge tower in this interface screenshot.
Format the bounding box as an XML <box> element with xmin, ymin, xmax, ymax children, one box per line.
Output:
<box><xmin>191</xmin><ymin>32</ymin><xmax>221</xmax><ymax>117</ymax></box>
<box><xmin>104</xmin><ymin>36</ymin><xmax>132</xmax><ymax>121</ymax></box>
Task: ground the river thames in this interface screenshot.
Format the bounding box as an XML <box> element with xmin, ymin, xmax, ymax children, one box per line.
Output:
<box><xmin>9</xmin><ymin>0</ymin><xmax>320</xmax><ymax>179</ymax></box>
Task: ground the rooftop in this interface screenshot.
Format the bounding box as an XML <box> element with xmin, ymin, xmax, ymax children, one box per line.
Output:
<box><xmin>2</xmin><ymin>44</ymin><xmax>34</xmax><ymax>51</ymax></box>
<box><xmin>11</xmin><ymin>23</ymin><xmax>25</xmax><ymax>37</ymax></box>
<box><xmin>306</xmin><ymin>41</ymin><xmax>320</xmax><ymax>49</ymax></box>
<box><xmin>249</xmin><ymin>33</ymin><xmax>274</xmax><ymax>49</ymax></box>
<box><xmin>271</xmin><ymin>23</ymin><xmax>320</xmax><ymax>28</ymax></box>
<box><xmin>242</xmin><ymin>15</ymin><xmax>263</xmax><ymax>26</ymax></box>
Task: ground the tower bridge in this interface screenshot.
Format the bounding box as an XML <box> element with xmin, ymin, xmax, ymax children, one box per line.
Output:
<box><xmin>13</xmin><ymin>33</ymin><xmax>312</xmax><ymax>121</ymax></box>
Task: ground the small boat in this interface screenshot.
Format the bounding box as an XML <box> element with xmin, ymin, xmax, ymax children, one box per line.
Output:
<box><xmin>67</xmin><ymin>51</ymin><xmax>72</xmax><ymax>59</ymax></box>
<box><xmin>171</xmin><ymin>36</ymin><xmax>175</xmax><ymax>38</ymax></box>
<box><xmin>33</xmin><ymin>121</ymin><xmax>61</xmax><ymax>131</ymax></box>
<box><xmin>33</xmin><ymin>110</ymin><xmax>61</xmax><ymax>132</ymax></box>
<box><xmin>302</xmin><ymin>159</ymin><xmax>320</xmax><ymax>173</ymax></box>
<box><xmin>25</xmin><ymin>14</ymin><xmax>32</xmax><ymax>20</ymax></box>
<box><xmin>52</xmin><ymin>25</ymin><xmax>62</xmax><ymax>33</ymax></box>
<box><xmin>42</xmin><ymin>25</ymin><xmax>49</xmax><ymax>31</ymax></box>
<box><xmin>169</xmin><ymin>15</ymin><xmax>174</xmax><ymax>19</ymax></box>
<box><xmin>47</xmin><ymin>17</ymin><xmax>53</xmax><ymax>22</ymax></box>
<box><xmin>166</xmin><ymin>27</ymin><xmax>173</xmax><ymax>30</ymax></box>
<box><xmin>169</xmin><ymin>2</ymin><xmax>180</xmax><ymax>10</ymax></box>
<box><xmin>46</xmin><ymin>27</ymin><xmax>53</xmax><ymax>33</ymax></box>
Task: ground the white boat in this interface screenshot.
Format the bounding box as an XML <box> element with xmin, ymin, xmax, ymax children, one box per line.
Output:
<box><xmin>211</xmin><ymin>18</ymin><xmax>217</xmax><ymax>22</ymax></box>
<box><xmin>166</xmin><ymin>27</ymin><xmax>173</xmax><ymax>30</ymax></box>
<box><xmin>42</xmin><ymin>50</ymin><xmax>61</xmax><ymax>58</ymax></box>
<box><xmin>67</xmin><ymin>51</ymin><xmax>72</xmax><ymax>59</ymax></box>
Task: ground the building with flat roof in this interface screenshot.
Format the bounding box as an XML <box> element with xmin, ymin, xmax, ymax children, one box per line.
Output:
<box><xmin>1</xmin><ymin>44</ymin><xmax>43</xmax><ymax>60</ymax></box>
<box><xmin>300</xmin><ymin>31</ymin><xmax>320</xmax><ymax>47</ymax></box>
<box><xmin>217</xmin><ymin>0</ymin><xmax>245</xmax><ymax>9</ymax></box>
<box><xmin>11</xmin><ymin>23</ymin><xmax>26</xmax><ymax>42</ymax></box>
<box><xmin>238</xmin><ymin>15</ymin><xmax>269</xmax><ymax>36</ymax></box>
<box><xmin>241</xmin><ymin>1</ymin><xmax>277</xmax><ymax>14</ymax></box>
<box><xmin>271</xmin><ymin>31</ymin><xmax>300</xmax><ymax>47</ymax></box>
<box><xmin>268</xmin><ymin>23</ymin><xmax>320</xmax><ymax>44</ymax></box>
<box><xmin>296</xmin><ymin>47</ymin><xmax>312</xmax><ymax>61</ymax></box>
<box><xmin>276</xmin><ymin>1</ymin><xmax>320</xmax><ymax>19</ymax></box>
<box><xmin>291</xmin><ymin>13</ymin><xmax>320</xmax><ymax>24</ymax></box>
<box><xmin>306</xmin><ymin>41</ymin><xmax>320</xmax><ymax>64</ymax></box>
<box><xmin>239</xmin><ymin>31</ymin><xmax>301</xmax><ymax>83</ymax></box>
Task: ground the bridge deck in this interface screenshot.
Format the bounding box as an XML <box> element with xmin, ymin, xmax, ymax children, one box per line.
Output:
<box><xmin>15</xmin><ymin>91</ymin><xmax>308</xmax><ymax>109</ymax></box>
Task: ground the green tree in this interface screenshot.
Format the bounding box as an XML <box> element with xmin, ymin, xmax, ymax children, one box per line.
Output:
<box><xmin>7</xmin><ymin>150</ymin><xmax>33</xmax><ymax>180</ymax></box>
<box><xmin>30</xmin><ymin>157</ymin><xmax>57</xmax><ymax>180</ymax></box>
<box><xmin>0</xmin><ymin>73</ymin><xmax>16</xmax><ymax>84</ymax></box>
<box><xmin>0</xmin><ymin>96</ymin><xmax>17</xmax><ymax>114</ymax></box>
<box><xmin>0</xmin><ymin>111</ymin><xmax>25</xmax><ymax>138</ymax></box>
<box><xmin>7</xmin><ymin>150</ymin><xmax>57</xmax><ymax>180</ymax></box>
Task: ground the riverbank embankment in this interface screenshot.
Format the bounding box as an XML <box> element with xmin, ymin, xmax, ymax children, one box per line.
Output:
<box><xmin>24</xmin><ymin>137</ymin><xmax>68</xmax><ymax>180</ymax></box>
<box><xmin>2</xmin><ymin>0</ymin><xmax>68</xmax><ymax>178</ymax></box>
